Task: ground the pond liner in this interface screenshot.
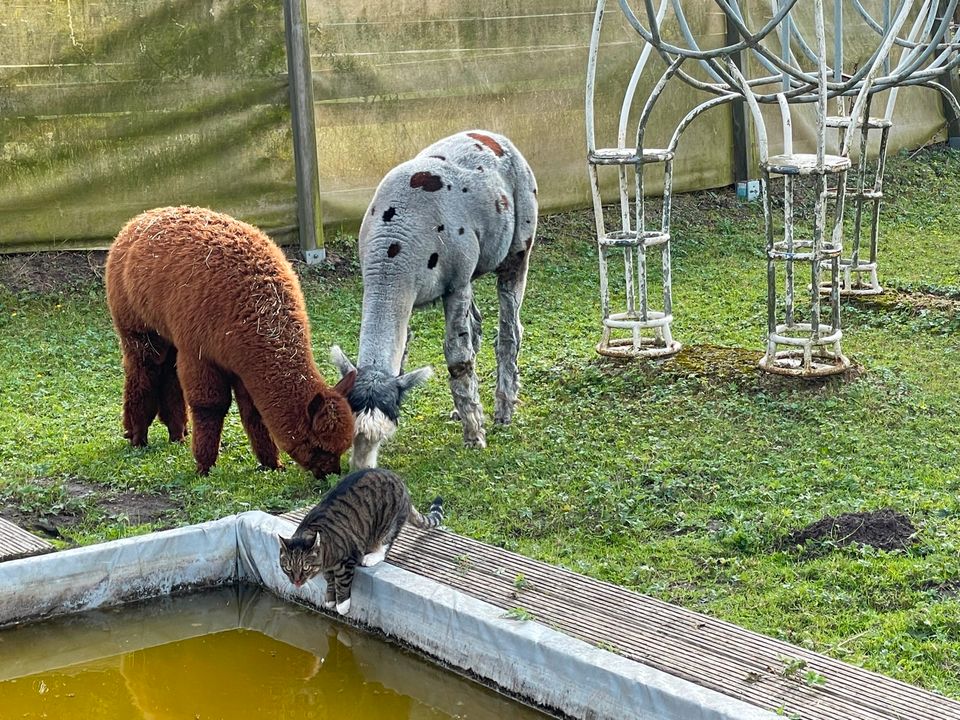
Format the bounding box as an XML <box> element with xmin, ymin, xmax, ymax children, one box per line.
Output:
<box><xmin>0</xmin><ymin>511</ymin><xmax>777</xmax><ymax>720</ymax></box>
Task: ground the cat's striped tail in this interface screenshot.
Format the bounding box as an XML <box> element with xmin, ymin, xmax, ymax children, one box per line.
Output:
<box><xmin>409</xmin><ymin>496</ymin><xmax>444</xmax><ymax>529</ymax></box>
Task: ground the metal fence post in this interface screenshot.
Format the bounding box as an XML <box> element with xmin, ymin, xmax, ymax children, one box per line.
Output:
<box><xmin>283</xmin><ymin>0</ymin><xmax>325</xmax><ymax>263</ymax></box>
<box><xmin>725</xmin><ymin>10</ymin><xmax>759</xmax><ymax>201</ymax></box>
<box><xmin>937</xmin><ymin>0</ymin><xmax>960</xmax><ymax>148</ymax></box>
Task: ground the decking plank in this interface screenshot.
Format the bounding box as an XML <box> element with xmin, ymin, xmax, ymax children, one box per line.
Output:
<box><xmin>0</xmin><ymin>518</ymin><xmax>54</xmax><ymax>563</ymax></box>
<box><xmin>390</xmin><ymin>530</ymin><xmax>936</xmax><ymax>718</ymax></box>
<box><xmin>389</xmin><ymin>533</ymin><xmax>928</xmax><ymax>720</ymax></box>
<box><xmin>279</xmin><ymin>510</ymin><xmax>960</xmax><ymax>719</ymax></box>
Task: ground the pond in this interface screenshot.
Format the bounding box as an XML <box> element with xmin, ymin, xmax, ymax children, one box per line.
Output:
<box><xmin>0</xmin><ymin>585</ymin><xmax>554</xmax><ymax>720</ymax></box>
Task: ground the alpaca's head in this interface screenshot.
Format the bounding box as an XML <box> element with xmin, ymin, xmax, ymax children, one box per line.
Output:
<box><xmin>288</xmin><ymin>370</ymin><xmax>357</xmax><ymax>478</ymax></box>
<box><xmin>330</xmin><ymin>346</ymin><xmax>432</xmax><ymax>470</ymax></box>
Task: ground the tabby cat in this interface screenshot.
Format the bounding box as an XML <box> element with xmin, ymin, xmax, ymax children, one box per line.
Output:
<box><xmin>278</xmin><ymin>467</ymin><xmax>444</xmax><ymax>615</ymax></box>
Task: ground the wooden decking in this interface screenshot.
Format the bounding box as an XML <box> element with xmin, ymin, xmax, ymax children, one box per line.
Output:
<box><xmin>0</xmin><ymin>518</ymin><xmax>53</xmax><ymax>563</ymax></box>
<box><xmin>282</xmin><ymin>510</ymin><xmax>960</xmax><ymax>720</ymax></box>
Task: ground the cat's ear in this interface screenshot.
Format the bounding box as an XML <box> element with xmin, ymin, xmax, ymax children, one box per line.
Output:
<box><xmin>278</xmin><ymin>534</ymin><xmax>291</xmax><ymax>550</ymax></box>
<box><xmin>396</xmin><ymin>366</ymin><xmax>433</xmax><ymax>399</ymax></box>
<box><xmin>305</xmin><ymin>532</ymin><xmax>323</xmax><ymax>560</ymax></box>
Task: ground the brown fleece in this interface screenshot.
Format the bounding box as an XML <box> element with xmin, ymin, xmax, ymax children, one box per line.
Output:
<box><xmin>105</xmin><ymin>206</ymin><xmax>355</xmax><ymax>478</ymax></box>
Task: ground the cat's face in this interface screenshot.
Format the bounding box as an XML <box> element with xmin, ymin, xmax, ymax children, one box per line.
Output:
<box><xmin>277</xmin><ymin>534</ymin><xmax>326</xmax><ymax>587</ymax></box>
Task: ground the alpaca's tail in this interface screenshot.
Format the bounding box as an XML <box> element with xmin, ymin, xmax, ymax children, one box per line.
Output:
<box><xmin>408</xmin><ymin>496</ymin><xmax>444</xmax><ymax>530</ymax></box>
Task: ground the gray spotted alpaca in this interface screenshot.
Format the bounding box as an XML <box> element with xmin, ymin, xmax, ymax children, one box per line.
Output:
<box><xmin>332</xmin><ymin>130</ymin><xmax>538</xmax><ymax>469</ymax></box>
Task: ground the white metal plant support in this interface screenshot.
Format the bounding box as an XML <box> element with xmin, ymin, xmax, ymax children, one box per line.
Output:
<box><xmin>824</xmin><ymin>110</ymin><xmax>892</xmax><ymax>296</ymax></box>
<box><xmin>822</xmin><ymin>0</ymin><xmax>950</xmax><ymax>296</ymax></box>
<box><xmin>586</xmin><ymin>0</ymin><xmax>681</xmax><ymax>359</ymax></box>
<box><xmin>738</xmin><ymin>19</ymin><xmax>855</xmax><ymax>376</ymax></box>
<box><xmin>587</xmin><ymin>0</ymin><xmax>960</xmax><ymax>377</ymax></box>
<box><xmin>740</xmin><ymin>0</ymin><xmax>911</xmax><ymax>375</ymax></box>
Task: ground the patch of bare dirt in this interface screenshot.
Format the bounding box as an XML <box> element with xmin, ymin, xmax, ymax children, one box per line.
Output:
<box><xmin>0</xmin><ymin>477</ymin><xmax>182</xmax><ymax>541</ymax></box>
<box><xmin>671</xmin><ymin>185</ymin><xmax>744</xmax><ymax>217</ymax></box>
<box><xmin>284</xmin><ymin>244</ymin><xmax>360</xmax><ymax>283</ymax></box>
<box><xmin>783</xmin><ymin>509</ymin><xmax>916</xmax><ymax>552</ymax></box>
<box><xmin>0</xmin><ymin>243</ymin><xmax>362</xmax><ymax>297</ymax></box>
<box><xmin>920</xmin><ymin>579</ymin><xmax>960</xmax><ymax>598</ymax></box>
<box><xmin>0</xmin><ymin>251</ymin><xmax>107</xmax><ymax>295</ymax></box>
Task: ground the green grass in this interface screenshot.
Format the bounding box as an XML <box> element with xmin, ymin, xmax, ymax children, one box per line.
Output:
<box><xmin>2</xmin><ymin>147</ymin><xmax>960</xmax><ymax>697</ymax></box>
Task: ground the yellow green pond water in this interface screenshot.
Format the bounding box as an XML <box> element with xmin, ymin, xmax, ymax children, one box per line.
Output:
<box><xmin>0</xmin><ymin>586</ymin><xmax>552</xmax><ymax>720</ymax></box>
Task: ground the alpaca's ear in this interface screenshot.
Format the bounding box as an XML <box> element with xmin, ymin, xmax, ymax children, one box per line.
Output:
<box><xmin>330</xmin><ymin>345</ymin><xmax>357</xmax><ymax>376</ymax></box>
<box><xmin>333</xmin><ymin>369</ymin><xmax>357</xmax><ymax>397</ymax></box>
<box><xmin>308</xmin><ymin>385</ymin><xmax>351</xmax><ymax>433</ymax></box>
<box><xmin>307</xmin><ymin>393</ymin><xmax>324</xmax><ymax>419</ymax></box>
<box><xmin>396</xmin><ymin>366</ymin><xmax>433</xmax><ymax>399</ymax></box>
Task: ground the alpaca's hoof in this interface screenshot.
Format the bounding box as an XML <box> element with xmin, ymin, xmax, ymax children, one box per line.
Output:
<box><xmin>196</xmin><ymin>463</ymin><xmax>212</xmax><ymax>476</ymax></box>
<box><xmin>125</xmin><ymin>430</ymin><xmax>148</xmax><ymax>447</ymax></box>
<box><xmin>449</xmin><ymin>408</ymin><xmax>461</xmax><ymax>421</ymax></box>
<box><xmin>169</xmin><ymin>429</ymin><xmax>188</xmax><ymax>443</ymax></box>
<box><xmin>494</xmin><ymin>400</ymin><xmax>516</xmax><ymax>426</ymax></box>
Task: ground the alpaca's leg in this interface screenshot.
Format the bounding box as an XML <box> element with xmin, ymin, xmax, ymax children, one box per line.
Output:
<box><xmin>233</xmin><ymin>378</ymin><xmax>282</xmax><ymax>470</ymax></box>
<box><xmin>157</xmin><ymin>346</ymin><xmax>187</xmax><ymax>443</ymax></box>
<box><xmin>470</xmin><ymin>299</ymin><xmax>483</xmax><ymax>352</ymax></box>
<box><xmin>179</xmin><ymin>357</ymin><xmax>231</xmax><ymax>475</ymax></box>
<box><xmin>494</xmin><ymin>216</ymin><xmax>535</xmax><ymax>426</ymax></box>
<box><xmin>118</xmin><ymin>331</ymin><xmax>166</xmax><ymax>446</ymax></box>
<box><xmin>443</xmin><ymin>286</ymin><xmax>485</xmax><ymax>448</ymax></box>
<box><xmin>190</xmin><ymin>404</ymin><xmax>230</xmax><ymax>475</ymax></box>
<box><xmin>449</xmin><ymin>303</ymin><xmax>480</xmax><ymax>422</ymax></box>
<box><xmin>399</xmin><ymin>326</ymin><xmax>413</xmax><ymax>373</ymax></box>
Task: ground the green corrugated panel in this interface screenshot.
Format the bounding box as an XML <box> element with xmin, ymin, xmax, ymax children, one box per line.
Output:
<box><xmin>0</xmin><ymin>1</ymin><xmax>948</xmax><ymax>251</ymax></box>
<box><xmin>0</xmin><ymin>0</ymin><xmax>297</xmax><ymax>252</ymax></box>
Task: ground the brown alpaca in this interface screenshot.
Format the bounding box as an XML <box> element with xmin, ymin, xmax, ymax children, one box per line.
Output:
<box><xmin>105</xmin><ymin>206</ymin><xmax>356</xmax><ymax>478</ymax></box>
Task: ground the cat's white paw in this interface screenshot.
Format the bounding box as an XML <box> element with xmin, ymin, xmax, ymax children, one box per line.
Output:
<box><xmin>362</xmin><ymin>546</ymin><xmax>387</xmax><ymax>567</ymax></box>
<box><xmin>323</xmin><ymin>599</ymin><xmax>336</xmax><ymax>610</ymax></box>
<box><xmin>336</xmin><ymin>598</ymin><xmax>352</xmax><ymax>615</ymax></box>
